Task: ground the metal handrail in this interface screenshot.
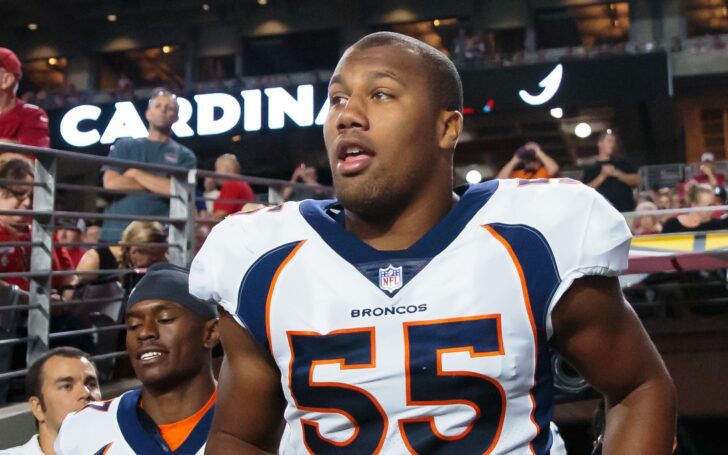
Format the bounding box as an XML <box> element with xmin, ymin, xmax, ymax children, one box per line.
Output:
<box><xmin>0</xmin><ymin>209</ymin><xmax>187</xmax><ymax>224</ymax></box>
<box><xmin>0</xmin><ymin>143</ymin><xmax>191</xmax><ymax>176</ymax></box>
<box><xmin>0</xmin><ymin>144</ymin><xmax>310</xmax><ymax>387</ymax></box>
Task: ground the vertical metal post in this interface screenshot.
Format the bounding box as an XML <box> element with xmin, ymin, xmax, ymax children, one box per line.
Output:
<box><xmin>168</xmin><ymin>171</ymin><xmax>194</xmax><ymax>267</ymax></box>
<box><xmin>27</xmin><ymin>155</ymin><xmax>56</xmax><ymax>365</ymax></box>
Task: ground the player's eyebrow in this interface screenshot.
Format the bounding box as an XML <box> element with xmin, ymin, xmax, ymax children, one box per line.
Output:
<box><xmin>329</xmin><ymin>70</ymin><xmax>406</xmax><ymax>88</ymax></box>
<box><xmin>54</xmin><ymin>376</ymin><xmax>75</xmax><ymax>385</ymax></box>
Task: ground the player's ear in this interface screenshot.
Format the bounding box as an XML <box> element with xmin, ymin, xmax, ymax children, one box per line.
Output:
<box><xmin>438</xmin><ymin>110</ymin><xmax>463</xmax><ymax>151</ymax></box>
<box><xmin>203</xmin><ymin>318</ymin><xmax>220</xmax><ymax>349</ymax></box>
<box><xmin>28</xmin><ymin>396</ymin><xmax>46</xmax><ymax>424</ymax></box>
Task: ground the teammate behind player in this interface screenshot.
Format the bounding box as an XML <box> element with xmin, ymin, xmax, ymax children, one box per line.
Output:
<box><xmin>192</xmin><ymin>32</ymin><xmax>676</xmax><ymax>453</ymax></box>
<box><xmin>0</xmin><ymin>347</ymin><xmax>100</xmax><ymax>455</ymax></box>
<box><xmin>55</xmin><ymin>264</ymin><xmax>219</xmax><ymax>454</ymax></box>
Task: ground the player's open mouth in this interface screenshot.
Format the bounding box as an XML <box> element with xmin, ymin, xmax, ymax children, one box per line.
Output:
<box><xmin>137</xmin><ymin>351</ymin><xmax>166</xmax><ymax>363</ymax></box>
<box><xmin>336</xmin><ymin>142</ymin><xmax>374</xmax><ymax>176</ymax></box>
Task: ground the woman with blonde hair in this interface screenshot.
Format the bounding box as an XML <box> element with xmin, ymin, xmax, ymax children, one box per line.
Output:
<box><xmin>70</xmin><ymin>220</ymin><xmax>168</xmax><ymax>292</ymax></box>
<box><xmin>662</xmin><ymin>184</ymin><xmax>726</xmax><ymax>233</ymax></box>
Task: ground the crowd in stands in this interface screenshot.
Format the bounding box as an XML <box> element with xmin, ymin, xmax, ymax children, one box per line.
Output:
<box><xmin>15</xmin><ymin>29</ymin><xmax>728</xmax><ymax>114</ymax></box>
<box><xmin>2</xmin><ymin>40</ymin><xmax>728</xmax><ymax>410</ymax></box>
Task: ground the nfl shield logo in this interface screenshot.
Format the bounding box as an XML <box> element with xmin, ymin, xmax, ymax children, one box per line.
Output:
<box><xmin>379</xmin><ymin>265</ymin><xmax>403</xmax><ymax>293</ymax></box>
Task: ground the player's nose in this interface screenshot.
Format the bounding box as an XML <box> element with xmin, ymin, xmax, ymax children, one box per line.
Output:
<box><xmin>336</xmin><ymin>95</ymin><xmax>368</xmax><ymax>132</ymax></box>
<box><xmin>136</xmin><ymin>318</ymin><xmax>159</xmax><ymax>340</ymax></box>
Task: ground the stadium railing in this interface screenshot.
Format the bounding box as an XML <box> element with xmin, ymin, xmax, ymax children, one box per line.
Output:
<box><xmin>0</xmin><ymin>142</ymin><xmax>331</xmax><ymax>393</ymax></box>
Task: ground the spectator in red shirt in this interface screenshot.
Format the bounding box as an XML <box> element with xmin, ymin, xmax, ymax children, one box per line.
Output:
<box><xmin>0</xmin><ymin>48</ymin><xmax>50</xmax><ymax>163</ymax></box>
<box><xmin>56</xmin><ymin>218</ymin><xmax>88</xmax><ymax>268</ymax></box>
<box><xmin>0</xmin><ymin>159</ymin><xmax>73</xmax><ymax>293</ymax></box>
<box><xmin>692</xmin><ymin>152</ymin><xmax>725</xmax><ymax>189</ymax></box>
<box><xmin>212</xmin><ymin>154</ymin><xmax>255</xmax><ymax>217</ymax></box>
<box><xmin>0</xmin><ymin>158</ymin><xmax>34</xmax><ymax>291</ymax></box>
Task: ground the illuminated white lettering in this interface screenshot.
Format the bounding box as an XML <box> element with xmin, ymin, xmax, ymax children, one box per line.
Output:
<box><xmin>265</xmin><ymin>85</ymin><xmax>313</xmax><ymax>129</ymax></box>
<box><xmin>60</xmin><ymin>105</ymin><xmax>102</xmax><ymax>147</ymax></box>
<box><xmin>314</xmin><ymin>98</ymin><xmax>329</xmax><ymax>126</ymax></box>
<box><xmin>518</xmin><ymin>64</ymin><xmax>563</xmax><ymax>106</ymax></box>
<box><xmin>195</xmin><ymin>93</ymin><xmax>241</xmax><ymax>136</ymax></box>
<box><xmin>99</xmin><ymin>102</ymin><xmax>148</xmax><ymax>144</ymax></box>
<box><xmin>240</xmin><ymin>90</ymin><xmax>262</xmax><ymax>132</ymax></box>
<box><xmin>172</xmin><ymin>97</ymin><xmax>194</xmax><ymax>137</ymax></box>
<box><xmin>59</xmin><ymin>85</ymin><xmax>329</xmax><ymax>147</ymax></box>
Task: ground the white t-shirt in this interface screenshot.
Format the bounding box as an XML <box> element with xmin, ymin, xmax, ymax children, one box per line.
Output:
<box><xmin>0</xmin><ymin>435</ymin><xmax>44</xmax><ymax>455</ymax></box>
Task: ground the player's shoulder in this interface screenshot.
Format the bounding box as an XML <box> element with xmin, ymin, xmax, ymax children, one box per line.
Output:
<box><xmin>56</xmin><ymin>395</ymin><xmax>123</xmax><ymax>450</ymax></box>
<box><xmin>477</xmin><ymin>178</ymin><xmax>628</xmax><ymax>234</ymax></box>
<box><xmin>487</xmin><ymin>177</ymin><xmax>607</xmax><ymax>213</ymax></box>
<box><xmin>64</xmin><ymin>395</ymin><xmax>120</xmax><ymax>425</ymax></box>
<box><xmin>204</xmin><ymin>201</ymin><xmax>308</xmax><ymax>252</ymax></box>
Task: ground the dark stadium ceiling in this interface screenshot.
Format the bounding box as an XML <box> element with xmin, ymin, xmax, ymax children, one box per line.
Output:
<box><xmin>0</xmin><ymin>0</ymin><xmax>262</xmax><ymax>39</ymax></box>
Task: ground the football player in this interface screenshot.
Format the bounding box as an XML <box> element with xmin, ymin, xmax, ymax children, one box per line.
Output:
<box><xmin>0</xmin><ymin>347</ymin><xmax>100</xmax><ymax>455</ymax></box>
<box><xmin>191</xmin><ymin>32</ymin><xmax>676</xmax><ymax>454</ymax></box>
<box><xmin>55</xmin><ymin>264</ymin><xmax>219</xmax><ymax>454</ymax></box>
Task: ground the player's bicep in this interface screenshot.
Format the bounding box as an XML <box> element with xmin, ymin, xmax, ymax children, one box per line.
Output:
<box><xmin>549</xmin><ymin>276</ymin><xmax>668</xmax><ymax>405</ymax></box>
<box><xmin>208</xmin><ymin>312</ymin><xmax>285</xmax><ymax>452</ymax></box>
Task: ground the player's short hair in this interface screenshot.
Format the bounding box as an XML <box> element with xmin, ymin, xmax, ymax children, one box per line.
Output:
<box><xmin>147</xmin><ymin>87</ymin><xmax>179</xmax><ymax>111</ymax></box>
<box><xmin>26</xmin><ymin>347</ymin><xmax>96</xmax><ymax>402</ymax></box>
<box><xmin>348</xmin><ymin>31</ymin><xmax>463</xmax><ymax>112</ymax></box>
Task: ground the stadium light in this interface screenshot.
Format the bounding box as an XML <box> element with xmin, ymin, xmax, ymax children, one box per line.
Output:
<box><xmin>465</xmin><ymin>170</ymin><xmax>482</xmax><ymax>184</ymax></box>
<box><xmin>574</xmin><ymin>122</ymin><xmax>592</xmax><ymax>138</ymax></box>
<box><xmin>550</xmin><ymin>107</ymin><xmax>563</xmax><ymax>119</ymax></box>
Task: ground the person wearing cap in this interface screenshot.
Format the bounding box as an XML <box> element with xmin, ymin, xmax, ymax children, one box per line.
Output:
<box><xmin>694</xmin><ymin>152</ymin><xmax>726</xmax><ymax>190</ymax></box>
<box><xmin>582</xmin><ymin>129</ymin><xmax>641</xmax><ymax>213</ymax></box>
<box><xmin>54</xmin><ymin>263</ymin><xmax>219</xmax><ymax>455</ymax></box>
<box><xmin>100</xmin><ymin>88</ymin><xmax>196</xmax><ymax>242</ymax></box>
<box><xmin>0</xmin><ymin>47</ymin><xmax>50</xmax><ymax>163</ymax></box>
<box><xmin>55</xmin><ymin>218</ymin><xmax>87</xmax><ymax>268</ymax></box>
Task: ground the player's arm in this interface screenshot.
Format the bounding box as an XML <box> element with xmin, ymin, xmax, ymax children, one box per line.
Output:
<box><xmin>103</xmin><ymin>169</ymin><xmax>145</xmax><ymax>191</ymax></box>
<box><xmin>205</xmin><ymin>312</ymin><xmax>285</xmax><ymax>454</ymax></box>
<box><xmin>123</xmin><ymin>168</ymin><xmax>172</xmax><ymax>196</ymax></box>
<box><xmin>550</xmin><ymin>276</ymin><xmax>676</xmax><ymax>454</ymax></box>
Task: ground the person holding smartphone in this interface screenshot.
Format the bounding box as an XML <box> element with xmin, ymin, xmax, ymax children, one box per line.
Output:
<box><xmin>496</xmin><ymin>141</ymin><xmax>560</xmax><ymax>180</ymax></box>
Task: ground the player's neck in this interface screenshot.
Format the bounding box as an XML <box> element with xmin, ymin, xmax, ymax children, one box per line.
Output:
<box><xmin>0</xmin><ymin>92</ymin><xmax>15</xmax><ymax>114</ymax></box>
<box><xmin>140</xmin><ymin>370</ymin><xmax>216</xmax><ymax>425</ymax></box>
<box><xmin>146</xmin><ymin>127</ymin><xmax>172</xmax><ymax>142</ymax></box>
<box><xmin>37</xmin><ymin>423</ymin><xmax>57</xmax><ymax>455</ymax></box>
<box><xmin>345</xmin><ymin>187</ymin><xmax>458</xmax><ymax>251</ymax></box>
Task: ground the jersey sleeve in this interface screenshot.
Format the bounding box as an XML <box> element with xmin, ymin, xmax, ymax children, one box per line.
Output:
<box><xmin>54</xmin><ymin>411</ymin><xmax>80</xmax><ymax>454</ymax></box>
<box><xmin>190</xmin><ymin>217</ymin><xmax>256</xmax><ymax>326</ymax></box>
<box><xmin>545</xmin><ymin>187</ymin><xmax>632</xmax><ymax>337</ymax></box>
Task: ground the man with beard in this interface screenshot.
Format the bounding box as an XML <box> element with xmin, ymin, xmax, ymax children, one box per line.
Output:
<box><xmin>191</xmin><ymin>32</ymin><xmax>676</xmax><ymax>454</ymax></box>
<box><xmin>55</xmin><ymin>264</ymin><xmax>219</xmax><ymax>454</ymax></box>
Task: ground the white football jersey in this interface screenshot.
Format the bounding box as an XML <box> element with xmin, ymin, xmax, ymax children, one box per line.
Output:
<box><xmin>191</xmin><ymin>179</ymin><xmax>631</xmax><ymax>454</ymax></box>
<box><xmin>55</xmin><ymin>389</ymin><xmax>212</xmax><ymax>455</ymax></box>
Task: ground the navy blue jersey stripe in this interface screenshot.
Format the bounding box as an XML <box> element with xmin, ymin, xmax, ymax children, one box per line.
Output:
<box><xmin>488</xmin><ymin>223</ymin><xmax>560</xmax><ymax>455</ymax></box>
<box><xmin>237</xmin><ymin>241</ymin><xmax>304</xmax><ymax>348</ymax></box>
